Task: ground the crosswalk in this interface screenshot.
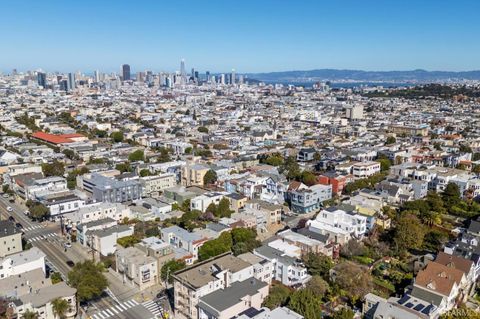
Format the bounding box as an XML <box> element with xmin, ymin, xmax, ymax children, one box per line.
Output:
<box><xmin>91</xmin><ymin>299</ymin><xmax>139</xmax><ymax>319</ymax></box>
<box><xmin>27</xmin><ymin>232</ymin><xmax>58</xmax><ymax>242</ymax></box>
<box><xmin>142</xmin><ymin>300</ymin><xmax>163</xmax><ymax>317</ymax></box>
<box><xmin>23</xmin><ymin>225</ymin><xmax>43</xmax><ymax>231</ymax></box>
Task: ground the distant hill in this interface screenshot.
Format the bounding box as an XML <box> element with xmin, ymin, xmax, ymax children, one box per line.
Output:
<box><xmin>247</xmin><ymin>69</ymin><xmax>480</xmax><ymax>83</ymax></box>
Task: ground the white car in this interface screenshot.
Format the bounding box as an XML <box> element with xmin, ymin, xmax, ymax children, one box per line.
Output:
<box><xmin>64</xmin><ymin>242</ymin><xmax>72</xmax><ymax>248</ymax></box>
<box><xmin>3</xmin><ymin>194</ymin><xmax>9</xmax><ymax>198</ymax></box>
<box><xmin>6</xmin><ymin>206</ymin><xmax>13</xmax><ymax>212</ymax></box>
<box><xmin>24</xmin><ymin>210</ymin><xmax>29</xmax><ymax>215</ymax></box>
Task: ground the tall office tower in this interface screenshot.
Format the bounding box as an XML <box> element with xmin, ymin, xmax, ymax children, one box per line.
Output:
<box><xmin>180</xmin><ymin>59</ymin><xmax>186</xmax><ymax>82</ymax></box>
<box><xmin>94</xmin><ymin>70</ymin><xmax>100</xmax><ymax>82</ymax></box>
<box><xmin>239</xmin><ymin>75</ymin><xmax>244</xmax><ymax>84</ymax></box>
<box><xmin>68</xmin><ymin>72</ymin><xmax>76</xmax><ymax>90</ymax></box>
<box><xmin>191</xmin><ymin>68</ymin><xmax>195</xmax><ymax>79</ymax></box>
<box><xmin>231</xmin><ymin>69</ymin><xmax>236</xmax><ymax>85</ymax></box>
<box><xmin>220</xmin><ymin>73</ymin><xmax>225</xmax><ymax>85</ymax></box>
<box><xmin>137</xmin><ymin>71</ymin><xmax>145</xmax><ymax>82</ymax></box>
<box><xmin>122</xmin><ymin>64</ymin><xmax>131</xmax><ymax>81</ymax></box>
<box><xmin>37</xmin><ymin>72</ymin><xmax>47</xmax><ymax>88</ymax></box>
<box><xmin>60</xmin><ymin>79</ymin><xmax>68</xmax><ymax>91</ymax></box>
<box><xmin>206</xmin><ymin>71</ymin><xmax>210</xmax><ymax>83</ymax></box>
<box><xmin>194</xmin><ymin>71</ymin><xmax>199</xmax><ymax>82</ymax></box>
<box><xmin>12</xmin><ymin>69</ymin><xmax>17</xmax><ymax>76</ymax></box>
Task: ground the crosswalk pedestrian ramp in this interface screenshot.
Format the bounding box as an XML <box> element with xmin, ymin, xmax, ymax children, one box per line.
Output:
<box><xmin>91</xmin><ymin>299</ymin><xmax>139</xmax><ymax>319</ymax></box>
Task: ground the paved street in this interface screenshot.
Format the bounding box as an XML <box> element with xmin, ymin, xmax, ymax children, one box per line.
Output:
<box><xmin>0</xmin><ymin>197</ymin><xmax>166</xmax><ymax>319</ymax></box>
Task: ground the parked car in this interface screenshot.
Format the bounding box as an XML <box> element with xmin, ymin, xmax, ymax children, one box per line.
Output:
<box><xmin>6</xmin><ymin>206</ymin><xmax>13</xmax><ymax>212</ymax></box>
<box><xmin>2</xmin><ymin>193</ymin><xmax>9</xmax><ymax>198</ymax></box>
<box><xmin>66</xmin><ymin>260</ymin><xmax>75</xmax><ymax>267</ymax></box>
<box><xmin>15</xmin><ymin>223</ymin><xmax>23</xmax><ymax>229</ymax></box>
<box><xmin>64</xmin><ymin>242</ymin><xmax>72</xmax><ymax>248</ymax></box>
<box><xmin>8</xmin><ymin>216</ymin><xmax>15</xmax><ymax>222</ymax></box>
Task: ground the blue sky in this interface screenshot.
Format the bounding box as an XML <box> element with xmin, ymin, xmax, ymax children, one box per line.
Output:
<box><xmin>1</xmin><ymin>0</ymin><xmax>479</xmax><ymax>73</ymax></box>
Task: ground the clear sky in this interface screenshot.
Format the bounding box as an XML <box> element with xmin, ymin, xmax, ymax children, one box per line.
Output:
<box><xmin>1</xmin><ymin>0</ymin><xmax>480</xmax><ymax>73</ymax></box>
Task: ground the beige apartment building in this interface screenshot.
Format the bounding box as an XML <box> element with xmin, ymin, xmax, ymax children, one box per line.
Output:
<box><xmin>181</xmin><ymin>163</ymin><xmax>210</xmax><ymax>187</ymax></box>
<box><xmin>0</xmin><ymin>220</ymin><xmax>23</xmax><ymax>257</ymax></box>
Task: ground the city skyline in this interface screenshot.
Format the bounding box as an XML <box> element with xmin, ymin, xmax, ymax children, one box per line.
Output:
<box><xmin>2</xmin><ymin>0</ymin><xmax>480</xmax><ymax>73</ymax></box>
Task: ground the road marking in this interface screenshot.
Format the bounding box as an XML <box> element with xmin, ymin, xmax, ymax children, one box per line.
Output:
<box><xmin>114</xmin><ymin>305</ymin><xmax>123</xmax><ymax>312</ymax></box>
<box><xmin>125</xmin><ymin>300</ymin><xmax>136</xmax><ymax>307</ymax></box>
<box><xmin>131</xmin><ymin>299</ymin><xmax>139</xmax><ymax>305</ymax></box>
<box><xmin>118</xmin><ymin>303</ymin><xmax>128</xmax><ymax>311</ymax></box>
<box><xmin>110</xmin><ymin>307</ymin><xmax>119</xmax><ymax>314</ymax></box>
<box><xmin>105</xmin><ymin>309</ymin><xmax>115</xmax><ymax>316</ymax></box>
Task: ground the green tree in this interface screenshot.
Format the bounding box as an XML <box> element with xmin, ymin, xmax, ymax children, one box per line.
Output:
<box><xmin>303</xmin><ymin>253</ymin><xmax>334</xmax><ymax>279</ymax></box>
<box><xmin>263</xmin><ymin>283</ymin><xmax>291</xmax><ymax>309</ymax></box>
<box><xmin>281</xmin><ymin>156</ymin><xmax>301</xmax><ymax>181</ymax></box>
<box><xmin>442</xmin><ymin>182</ymin><xmax>461</xmax><ymax>211</ymax></box>
<box><xmin>156</xmin><ymin>147</ymin><xmax>171</xmax><ymax>163</ymax></box>
<box><xmin>197</xmin><ymin>126</ymin><xmax>209</xmax><ymax>133</ymax></box>
<box><xmin>139</xmin><ymin>169</ymin><xmax>151</xmax><ymax>177</ymax></box>
<box><xmin>385</xmin><ymin>136</ymin><xmax>396</xmax><ymax>145</ymax></box>
<box><xmin>394</xmin><ymin>213</ymin><xmax>425</xmax><ymax>253</ymax></box>
<box><xmin>331</xmin><ymin>307</ymin><xmax>354</xmax><ymax>319</ymax></box>
<box><xmin>111</xmin><ymin>131</ymin><xmax>124</xmax><ymax>143</ymax></box>
<box><xmin>115</xmin><ymin>162</ymin><xmax>132</xmax><ymax>173</ymax></box>
<box><xmin>260</xmin><ymin>153</ymin><xmax>284</xmax><ymax>166</ymax></box>
<box><xmin>161</xmin><ymin>259</ymin><xmax>186</xmax><ymax>284</ymax></box>
<box><xmin>51</xmin><ymin>298</ymin><xmax>71</xmax><ymax>319</ymax></box>
<box><xmin>67</xmin><ymin>260</ymin><xmax>108</xmax><ymax>302</ymax></box>
<box><xmin>306</xmin><ymin>275</ymin><xmax>329</xmax><ymax>296</ymax></box>
<box><xmin>62</xmin><ymin>149</ymin><xmax>77</xmax><ymax>160</ymax></box>
<box><xmin>231</xmin><ymin>227</ymin><xmax>260</xmax><ymax>255</ymax></box>
<box><xmin>117</xmin><ymin>235</ymin><xmax>141</xmax><ymax>248</ymax></box>
<box><xmin>198</xmin><ymin>232</ymin><xmax>233</xmax><ymax>261</ymax></box>
<box><xmin>301</xmin><ymin>171</ymin><xmax>317</xmax><ymax>186</ymax></box>
<box><xmin>128</xmin><ymin>150</ymin><xmax>145</xmax><ymax>162</ymax></box>
<box><xmin>21</xmin><ymin>310</ymin><xmax>39</xmax><ymax>319</ymax></box>
<box><xmin>185</xmin><ymin>147</ymin><xmax>193</xmax><ymax>154</ymax></box>
<box><xmin>41</xmin><ymin>160</ymin><xmax>65</xmax><ymax>177</ymax></box>
<box><xmin>216</xmin><ymin>197</ymin><xmax>233</xmax><ymax>218</ymax></box>
<box><xmin>376</xmin><ymin>158</ymin><xmax>391</xmax><ymax>172</ymax></box>
<box><xmin>287</xmin><ymin>289</ymin><xmax>322</xmax><ymax>319</ymax></box>
<box><xmin>334</xmin><ymin>262</ymin><xmax>373</xmax><ymax>303</ymax></box>
<box><xmin>50</xmin><ymin>272</ymin><xmax>63</xmax><ymax>284</ymax></box>
<box><xmin>203</xmin><ymin>169</ymin><xmax>217</xmax><ymax>185</ymax></box>
<box><xmin>29</xmin><ymin>203</ymin><xmax>50</xmax><ymax>221</ymax></box>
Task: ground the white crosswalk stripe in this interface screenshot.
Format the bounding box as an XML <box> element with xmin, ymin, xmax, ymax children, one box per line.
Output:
<box><xmin>92</xmin><ymin>299</ymin><xmax>141</xmax><ymax>319</ymax></box>
<box><xmin>27</xmin><ymin>232</ymin><xmax>58</xmax><ymax>242</ymax></box>
<box><xmin>142</xmin><ymin>300</ymin><xmax>161</xmax><ymax>315</ymax></box>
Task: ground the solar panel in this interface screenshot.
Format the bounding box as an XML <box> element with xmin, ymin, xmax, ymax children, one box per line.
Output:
<box><xmin>397</xmin><ymin>295</ymin><xmax>410</xmax><ymax>305</ymax></box>
<box><xmin>422</xmin><ymin>305</ymin><xmax>434</xmax><ymax>314</ymax></box>
<box><xmin>405</xmin><ymin>302</ymin><xmax>414</xmax><ymax>308</ymax></box>
<box><xmin>413</xmin><ymin>304</ymin><xmax>424</xmax><ymax>311</ymax></box>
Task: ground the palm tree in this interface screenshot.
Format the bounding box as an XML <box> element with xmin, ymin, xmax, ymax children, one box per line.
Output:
<box><xmin>21</xmin><ymin>310</ymin><xmax>39</xmax><ymax>319</ymax></box>
<box><xmin>51</xmin><ymin>298</ymin><xmax>71</xmax><ymax>319</ymax></box>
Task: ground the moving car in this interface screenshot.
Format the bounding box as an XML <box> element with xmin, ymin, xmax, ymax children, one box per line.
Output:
<box><xmin>64</xmin><ymin>242</ymin><xmax>72</xmax><ymax>248</ymax></box>
<box><xmin>15</xmin><ymin>223</ymin><xmax>23</xmax><ymax>229</ymax></box>
<box><xmin>6</xmin><ymin>206</ymin><xmax>13</xmax><ymax>212</ymax></box>
<box><xmin>8</xmin><ymin>216</ymin><xmax>15</xmax><ymax>222</ymax></box>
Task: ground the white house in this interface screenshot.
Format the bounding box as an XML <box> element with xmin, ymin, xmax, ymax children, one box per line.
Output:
<box><xmin>307</xmin><ymin>207</ymin><xmax>367</xmax><ymax>244</ymax></box>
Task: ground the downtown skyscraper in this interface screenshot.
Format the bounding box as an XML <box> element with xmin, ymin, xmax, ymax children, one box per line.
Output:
<box><xmin>122</xmin><ymin>64</ymin><xmax>131</xmax><ymax>81</ymax></box>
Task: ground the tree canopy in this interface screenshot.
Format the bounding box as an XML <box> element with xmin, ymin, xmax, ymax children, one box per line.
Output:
<box><xmin>161</xmin><ymin>259</ymin><xmax>186</xmax><ymax>284</ymax></box>
<box><xmin>203</xmin><ymin>169</ymin><xmax>217</xmax><ymax>185</ymax></box>
<box><xmin>128</xmin><ymin>149</ymin><xmax>145</xmax><ymax>162</ymax></box>
<box><xmin>67</xmin><ymin>260</ymin><xmax>108</xmax><ymax>302</ymax></box>
<box><xmin>41</xmin><ymin>160</ymin><xmax>65</xmax><ymax>177</ymax></box>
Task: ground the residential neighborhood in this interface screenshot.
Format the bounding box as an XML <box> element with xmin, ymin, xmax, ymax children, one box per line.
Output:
<box><xmin>1</xmin><ymin>67</ymin><xmax>480</xmax><ymax>319</ymax></box>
